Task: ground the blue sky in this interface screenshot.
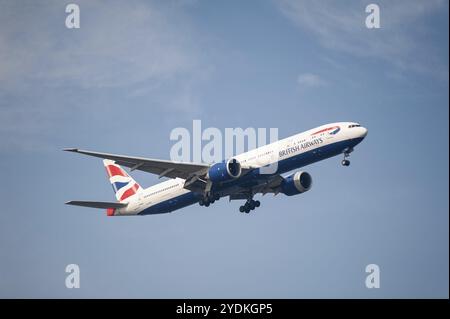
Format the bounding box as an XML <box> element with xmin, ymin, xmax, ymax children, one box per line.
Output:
<box><xmin>0</xmin><ymin>0</ymin><xmax>448</xmax><ymax>298</ymax></box>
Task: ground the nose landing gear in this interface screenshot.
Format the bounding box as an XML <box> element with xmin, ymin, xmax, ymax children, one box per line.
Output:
<box><xmin>239</xmin><ymin>199</ymin><xmax>260</xmax><ymax>214</ymax></box>
<box><xmin>341</xmin><ymin>159</ymin><xmax>350</xmax><ymax>166</ymax></box>
<box><xmin>341</xmin><ymin>148</ymin><xmax>353</xmax><ymax>167</ymax></box>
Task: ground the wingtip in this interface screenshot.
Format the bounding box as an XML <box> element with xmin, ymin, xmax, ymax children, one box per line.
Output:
<box><xmin>63</xmin><ymin>148</ymin><xmax>78</xmax><ymax>152</ymax></box>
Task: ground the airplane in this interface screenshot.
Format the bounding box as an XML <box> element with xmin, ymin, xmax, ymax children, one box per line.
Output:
<box><xmin>65</xmin><ymin>122</ymin><xmax>367</xmax><ymax>215</ymax></box>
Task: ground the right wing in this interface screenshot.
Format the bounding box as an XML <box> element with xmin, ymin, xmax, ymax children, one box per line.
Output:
<box><xmin>65</xmin><ymin>201</ymin><xmax>128</xmax><ymax>209</ymax></box>
<box><xmin>64</xmin><ymin>148</ymin><xmax>210</xmax><ymax>180</ymax></box>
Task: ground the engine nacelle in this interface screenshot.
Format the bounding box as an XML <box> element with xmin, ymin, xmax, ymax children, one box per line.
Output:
<box><xmin>208</xmin><ymin>158</ymin><xmax>242</xmax><ymax>183</ymax></box>
<box><xmin>281</xmin><ymin>171</ymin><xmax>313</xmax><ymax>196</ymax></box>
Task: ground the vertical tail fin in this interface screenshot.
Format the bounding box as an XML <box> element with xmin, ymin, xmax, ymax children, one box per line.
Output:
<box><xmin>103</xmin><ymin>159</ymin><xmax>142</xmax><ymax>202</ymax></box>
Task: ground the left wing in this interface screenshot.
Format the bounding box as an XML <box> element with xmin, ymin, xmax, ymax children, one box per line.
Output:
<box><xmin>64</xmin><ymin>148</ymin><xmax>210</xmax><ymax>180</ymax></box>
<box><xmin>228</xmin><ymin>174</ymin><xmax>285</xmax><ymax>201</ymax></box>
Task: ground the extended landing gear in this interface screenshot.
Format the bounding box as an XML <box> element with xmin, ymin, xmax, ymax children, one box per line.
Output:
<box><xmin>341</xmin><ymin>159</ymin><xmax>350</xmax><ymax>166</ymax></box>
<box><xmin>239</xmin><ymin>199</ymin><xmax>261</xmax><ymax>214</ymax></box>
<box><xmin>341</xmin><ymin>148</ymin><xmax>352</xmax><ymax>167</ymax></box>
<box><xmin>199</xmin><ymin>193</ymin><xmax>220</xmax><ymax>207</ymax></box>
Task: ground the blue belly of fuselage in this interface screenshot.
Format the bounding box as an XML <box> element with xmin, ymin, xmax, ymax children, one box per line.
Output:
<box><xmin>139</xmin><ymin>137</ymin><xmax>364</xmax><ymax>215</ymax></box>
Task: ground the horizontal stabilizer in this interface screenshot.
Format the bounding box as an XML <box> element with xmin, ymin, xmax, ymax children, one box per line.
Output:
<box><xmin>65</xmin><ymin>201</ymin><xmax>128</xmax><ymax>209</ymax></box>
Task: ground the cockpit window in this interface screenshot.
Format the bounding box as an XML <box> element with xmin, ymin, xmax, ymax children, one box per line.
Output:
<box><xmin>348</xmin><ymin>124</ymin><xmax>361</xmax><ymax>128</ymax></box>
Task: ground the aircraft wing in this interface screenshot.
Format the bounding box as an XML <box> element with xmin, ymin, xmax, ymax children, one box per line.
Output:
<box><xmin>64</xmin><ymin>148</ymin><xmax>210</xmax><ymax>179</ymax></box>
<box><xmin>260</xmin><ymin>174</ymin><xmax>284</xmax><ymax>194</ymax></box>
<box><xmin>65</xmin><ymin>201</ymin><xmax>128</xmax><ymax>209</ymax></box>
<box><xmin>228</xmin><ymin>174</ymin><xmax>285</xmax><ymax>200</ymax></box>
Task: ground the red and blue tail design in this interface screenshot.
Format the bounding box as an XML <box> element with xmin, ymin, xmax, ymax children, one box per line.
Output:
<box><xmin>103</xmin><ymin>159</ymin><xmax>142</xmax><ymax>202</ymax></box>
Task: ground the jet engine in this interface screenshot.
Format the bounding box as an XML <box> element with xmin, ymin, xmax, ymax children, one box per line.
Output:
<box><xmin>208</xmin><ymin>158</ymin><xmax>242</xmax><ymax>183</ymax></box>
<box><xmin>281</xmin><ymin>171</ymin><xmax>312</xmax><ymax>196</ymax></box>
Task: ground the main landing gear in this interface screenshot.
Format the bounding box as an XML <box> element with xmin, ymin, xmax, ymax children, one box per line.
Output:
<box><xmin>341</xmin><ymin>148</ymin><xmax>353</xmax><ymax>167</ymax></box>
<box><xmin>239</xmin><ymin>199</ymin><xmax>260</xmax><ymax>214</ymax></box>
<box><xmin>199</xmin><ymin>193</ymin><xmax>220</xmax><ymax>207</ymax></box>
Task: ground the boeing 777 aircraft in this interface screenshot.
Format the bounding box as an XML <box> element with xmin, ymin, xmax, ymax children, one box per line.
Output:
<box><xmin>65</xmin><ymin>122</ymin><xmax>367</xmax><ymax>215</ymax></box>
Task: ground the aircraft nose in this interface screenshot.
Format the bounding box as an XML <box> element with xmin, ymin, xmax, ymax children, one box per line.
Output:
<box><xmin>360</xmin><ymin>127</ymin><xmax>368</xmax><ymax>138</ymax></box>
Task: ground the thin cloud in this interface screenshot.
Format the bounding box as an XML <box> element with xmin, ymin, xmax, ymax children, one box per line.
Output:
<box><xmin>0</xmin><ymin>1</ymin><xmax>200</xmax><ymax>89</ymax></box>
<box><xmin>297</xmin><ymin>73</ymin><xmax>326</xmax><ymax>88</ymax></box>
<box><xmin>276</xmin><ymin>0</ymin><xmax>448</xmax><ymax>81</ymax></box>
<box><xmin>0</xmin><ymin>1</ymin><xmax>210</xmax><ymax>152</ymax></box>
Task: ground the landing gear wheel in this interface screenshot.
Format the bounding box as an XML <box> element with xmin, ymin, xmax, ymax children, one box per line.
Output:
<box><xmin>341</xmin><ymin>149</ymin><xmax>351</xmax><ymax>167</ymax></box>
<box><xmin>242</xmin><ymin>202</ymin><xmax>251</xmax><ymax>214</ymax></box>
<box><xmin>238</xmin><ymin>198</ymin><xmax>261</xmax><ymax>213</ymax></box>
<box><xmin>341</xmin><ymin>159</ymin><xmax>350</xmax><ymax>166</ymax></box>
<box><xmin>201</xmin><ymin>192</ymin><xmax>220</xmax><ymax>207</ymax></box>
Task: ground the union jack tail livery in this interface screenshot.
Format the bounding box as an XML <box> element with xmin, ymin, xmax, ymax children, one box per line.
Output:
<box><xmin>103</xmin><ymin>159</ymin><xmax>142</xmax><ymax>202</ymax></box>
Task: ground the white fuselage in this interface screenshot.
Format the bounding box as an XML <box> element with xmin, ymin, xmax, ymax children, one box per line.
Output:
<box><xmin>114</xmin><ymin>122</ymin><xmax>367</xmax><ymax>216</ymax></box>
